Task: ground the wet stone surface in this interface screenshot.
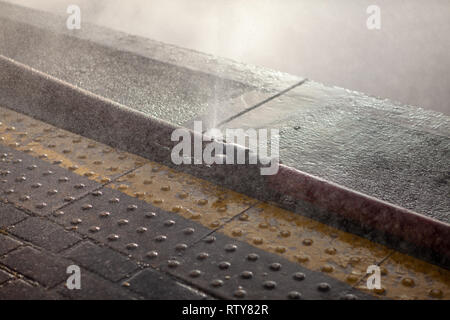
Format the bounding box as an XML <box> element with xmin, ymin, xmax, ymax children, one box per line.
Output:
<box><xmin>0</xmin><ymin>15</ymin><xmax>252</xmax><ymax>127</ymax></box>
<box><xmin>0</xmin><ymin>279</ymin><xmax>61</xmax><ymax>300</ymax></box>
<box><xmin>222</xmin><ymin>82</ymin><xmax>450</xmax><ymax>222</ymax></box>
<box><xmin>56</xmin><ymin>270</ymin><xmax>140</xmax><ymax>300</ymax></box>
<box><xmin>160</xmin><ymin>232</ymin><xmax>374</xmax><ymax>300</ymax></box>
<box><xmin>124</xmin><ymin>268</ymin><xmax>209</xmax><ymax>300</ymax></box>
<box><xmin>63</xmin><ymin>241</ymin><xmax>139</xmax><ymax>282</ymax></box>
<box><xmin>0</xmin><ymin>144</ymin><xmax>100</xmax><ymax>216</ymax></box>
<box><xmin>0</xmin><ymin>233</ymin><xmax>22</xmax><ymax>256</ymax></box>
<box><xmin>50</xmin><ymin>186</ymin><xmax>214</xmax><ymax>265</ymax></box>
<box><xmin>9</xmin><ymin>217</ymin><xmax>80</xmax><ymax>253</ymax></box>
<box><xmin>0</xmin><ymin>201</ymin><xmax>27</xmax><ymax>228</ymax></box>
<box><xmin>0</xmin><ymin>246</ymin><xmax>70</xmax><ymax>288</ymax></box>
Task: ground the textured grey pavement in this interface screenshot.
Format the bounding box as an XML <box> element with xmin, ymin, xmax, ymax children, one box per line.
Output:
<box><xmin>0</xmin><ymin>1</ymin><xmax>448</xmax><ymax>224</ymax></box>
<box><xmin>0</xmin><ymin>143</ymin><xmax>374</xmax><ymax>300</ymax></box>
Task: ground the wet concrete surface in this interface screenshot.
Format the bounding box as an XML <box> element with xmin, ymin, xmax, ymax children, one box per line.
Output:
<box><xmin>0</xmin><ymin>2</ymin><xmax>448</xmax><ymax>224</ymax></box>
<box><xmin>4</xmin><ymin>0</ymin><xmax>450</xmax><ymax>115</ymax></box>
<box><xmin>222</xmin><ymin>81</ymin><xmax>450</xmax><ymax>223</ymax></box>
<box><xmin>0</xmin><ymin>18</ymin><xmax>250</xmax><ymax>126</ymax></box>
<box><xmin>0</xmin><ymin>2</ymin><xmax>301</xmax><ymax>127</ymax></box>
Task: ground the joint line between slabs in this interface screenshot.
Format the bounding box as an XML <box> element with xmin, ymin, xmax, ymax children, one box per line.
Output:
<box><xmin>216</xmin><ymin>79</ymin><xmax>308</xmax><ymax>128</ymax></box>
<box><xmin>189</xmin><ymin>201</ymin><xmax>262</xmax><ymax>248</ymax></box>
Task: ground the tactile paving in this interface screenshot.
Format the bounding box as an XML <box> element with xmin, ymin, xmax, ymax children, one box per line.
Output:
<box><xmin>1</xmin><ymin>105</ymin><xmax>449</xmax><ymax>300</ymax></box>
<box><xmin>50</xmin><ymin>186</ymin><xmax>215</xmax><ymax>265</ymax></box>
<box><xmin>157</xmin><ymin>231</ymin><xmax>372</xmax><ymax>300</ymax></box>
<box><xmin>354</xmin><ymin>252</ymin><xmax>450</xmax><ymax>300</ymax></box>
<box><xmin>1</xmin><ymin>106</ymin><xmax>147</xmax><ymax>184</ymax></box>
<box><xmin>48</xmin><ymin>180</ymin><xmax>372</xmax><ymax>299</ymax></box>
<box><xmin>108</xmin><ymin>164</ymin><xmax>257</xmax><ymax>229</ymax></box>
<box><xmin>0</xmin><ymin>144</ymin><xmax>100</xmax><ymax>215</ymax></box>
<box><xmin>220</xmin><ymin>204</ymin><xmax>392</xmax><ymax>287</ymax></box>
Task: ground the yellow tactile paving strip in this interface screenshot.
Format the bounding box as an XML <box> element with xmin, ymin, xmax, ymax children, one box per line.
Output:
<box><xmin>354</xmin><ymin>253</ymin><xmax>450</xmax><ymax>300</ymax></box>
<box><xmin>0</xmin><ymin>109</ymin><xmax>146</xmax><ymax>183</ymax></box>
<box><xmin>220</xmin><ymin>204</ymin><xmax>391</xmax><ymax>287</ymax></box>
<box><xmin>0</xmin><ymin>106</ymin><xmax>449</xmax><ymax>300</ymax></box>
<box><xmin>110</xmin><ymin>166</ymin><xmax>257</xmax><ymax>228</ymax></box>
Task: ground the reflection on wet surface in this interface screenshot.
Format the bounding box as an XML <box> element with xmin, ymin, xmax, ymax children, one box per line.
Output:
<box><xmin>6</xmin><ymin>0</ymin><xmax>450</xmax><ymax>114</ymax></box>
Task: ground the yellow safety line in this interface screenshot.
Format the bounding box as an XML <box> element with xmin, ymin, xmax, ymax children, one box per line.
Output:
<box><xmin>0</xmin><ymin>106</ymin><xmax>448</xmax><ymax>300</ymax></box>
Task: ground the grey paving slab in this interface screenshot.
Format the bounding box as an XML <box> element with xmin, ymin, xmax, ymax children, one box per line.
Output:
<box><xmin>0</xmin><ymin>202</ymin><xmax>27</xmax><ymax>228</ymax></box>
<box><xmin>57</xmin><ymin>270</ymin><xmax>139</xmax><ymax>300</ymax></box>
<box><xmin>51</xmin><ymin>187</ymin><xmax>214</xmax><ymax>265</ymax></box>
<box><xmin>0</xmin><ymin>234</ymin><xmax>22</xmax><ymax>256</ymax></box>
<box><xmin>10</xmin><ymin>217</ymin><xmax>81</xmax><ymax>253</ymax></box>
<box><xmin>125</xmin><ymin>268</ymin><xmax>208</xmax><ymax>300</ymax></box>
<box><xmin>184</xmin><ymin>89</ymin><xmax>281</xmax><ymax>132</ymax></box>
<box><xmin>0</xmin><ymin>246</ymin><xmax>71</xmax><ymax>288</ymax></box>
<box><xmin>63</xmin><ymin>241</ymin><xmax>139</xmax><ymax>282</ymax></box>
<box><xmin>0</xmin><ymin>279</ymin><xmax>60</xmax><ymax>300</ymax></box>
<box><xmin>0</xmin><ymin>269</ymin><xmax>13</xmax><ymax>284</ymax></box>
<box><xmin>221</xmin><ymin>81</ymin><xmax>450</xmax><ymax>223</ymax></box>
